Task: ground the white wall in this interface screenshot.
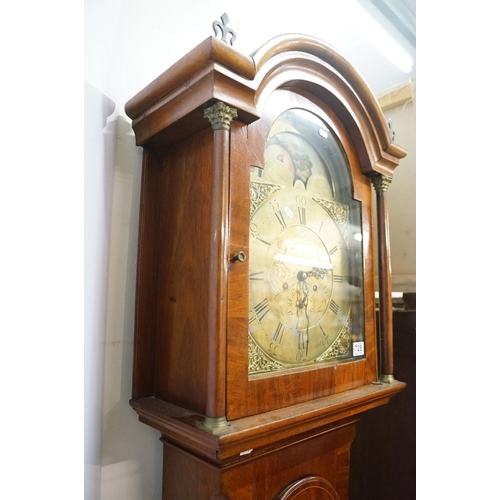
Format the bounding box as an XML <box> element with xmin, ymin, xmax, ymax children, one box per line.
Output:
<box><xmin>85</xmin><ymin>1</ymin><xmax>164</xmax><ymax>498</ymax></box>
<box><xmin>84</xmin><ymin>2</ymin><xmax>416</xmax><ymax>499</ymax></box>
<box><xmin>84</xmin><ymin>80</ymin><xmax>116</xmax><ymax>500</ymax></box>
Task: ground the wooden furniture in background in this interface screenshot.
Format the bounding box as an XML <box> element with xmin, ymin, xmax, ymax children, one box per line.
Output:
<box><xmin>350</xmin><ymin>300</ymin><xmax>416</xmax><ymax>500</ymax></box>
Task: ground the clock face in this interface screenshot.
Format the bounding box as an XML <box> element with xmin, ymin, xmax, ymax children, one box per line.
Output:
<box><xmin>248</xmin><ymin>108</ymin><xmax>365</xmax><ymax>375</ymax></box>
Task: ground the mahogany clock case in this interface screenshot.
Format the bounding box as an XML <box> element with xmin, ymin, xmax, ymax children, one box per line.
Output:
<box><xmin>125</xmin><ymin>34</ymin><xmax>405</xmax><ymax>424</ymax></box>
<box><xmin>125</xmin><ymin>33</ymin><xmax>406</xmax><ymax>500</ymax></box>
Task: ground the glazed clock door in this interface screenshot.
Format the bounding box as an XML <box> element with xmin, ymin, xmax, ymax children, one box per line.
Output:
<box><xmin>226</xmin><ymin>89</ymin><xmax>378</xmax><ymax>420</ymax></box>
<box><xmin>248</xmin><ymin>107</ymin><xmax>364</xmax><ymax>374</ymax></box>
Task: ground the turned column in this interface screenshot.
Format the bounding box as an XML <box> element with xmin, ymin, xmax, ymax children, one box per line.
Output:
<box><xmin>201</xmin><ymin>101</ymin><xmax>238</xmax><ymax>431</ymax></box>
<box><xmin>372</xmin><ymin>174</ymin><xmax>394</xmax><ymax>383</ymax></box>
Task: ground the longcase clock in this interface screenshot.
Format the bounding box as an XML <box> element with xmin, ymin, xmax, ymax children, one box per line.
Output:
<box><xmin>125</xmin><ymin>32</ymin><xmax>406</xmax><ymax>500</ymax></box>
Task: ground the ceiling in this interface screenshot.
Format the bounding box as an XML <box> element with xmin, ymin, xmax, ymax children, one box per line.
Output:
<box><xmin>214</xmin><ymin>0</ymin><xmax>416</xmax><ymax>96</ymax></box>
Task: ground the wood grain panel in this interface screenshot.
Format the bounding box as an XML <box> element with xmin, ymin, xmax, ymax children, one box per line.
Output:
<box><xmin>220</xmin><ymin>423</ymin><xmax>356</xmax><ymax>500</ymax></box>
<box><xmin>132</xmin><ymin>149</ymin><xmax>163</xmax><ymax>398</ymax></box>
<box><xmin>154</xmin><ymin>128</ymin><xmax>215</xmax><ymax>414</ymax></box>
<box><xmin>162</xmin><ymin>440</ymin><xmax>221</xmax><ymax>500</ymax></box>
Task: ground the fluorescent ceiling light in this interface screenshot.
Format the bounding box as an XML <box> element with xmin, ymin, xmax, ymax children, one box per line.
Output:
<box><xmin>344</xmin><ymin>1</ymin><xmax>413</xmax><ymax>73</ymax></box>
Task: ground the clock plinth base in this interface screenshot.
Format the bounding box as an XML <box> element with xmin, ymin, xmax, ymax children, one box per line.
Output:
<box><xmin>162</xmin><ymin>421</ymin><xmax>355</xmax><ymax>500</ymax></box>
<box><xmin>131</xmin><ymin>381</ymin><xmax>405</xmax><ymax>500</ymax></box>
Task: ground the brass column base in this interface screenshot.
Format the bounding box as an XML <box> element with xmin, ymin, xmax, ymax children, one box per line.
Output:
<box><xmin>198</xmin><ymin>416</ymin><xmax>231</xmax><ymax>434</ymax></box>
<box><xmin>379</xmin><ymin>374</ymin><xmax>395</xmax><ymax>384</ymax></box>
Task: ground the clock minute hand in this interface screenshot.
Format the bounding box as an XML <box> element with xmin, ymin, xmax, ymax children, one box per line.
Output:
<box><xmin>296</xmin><ymin>271</ymin><xmax>310</xmax><ymax>356</ymax></box>
<box><xmin>296</xmin><ymin>270</ymin><xmax>309</xmax><ymax>309</ymax></box>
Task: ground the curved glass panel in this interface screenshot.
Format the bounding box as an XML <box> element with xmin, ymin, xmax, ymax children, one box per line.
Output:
<box><xmin>248</xmin><ymin>108</ymin><xmax>365</xmax><ymax>376</ymax></box>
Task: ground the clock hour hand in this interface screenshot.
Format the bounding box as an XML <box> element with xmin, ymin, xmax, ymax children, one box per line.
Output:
<box><xmin>305</xmin><ymin>267</ymin><xmax>329</xmax><ymax>280</ymax></box>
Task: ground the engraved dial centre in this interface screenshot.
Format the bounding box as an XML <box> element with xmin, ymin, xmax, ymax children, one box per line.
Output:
<box><xmin>266</xmin><ymin>224</ymin><xmax>332</xmax><ymax>331</ymax></box>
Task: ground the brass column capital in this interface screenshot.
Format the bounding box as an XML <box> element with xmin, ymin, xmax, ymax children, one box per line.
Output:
<box><xmin>204</xmin><ymin>101</ymin><xmax>238</xmax><ymax>131</ymax></box>
<box><xmin>372</xmin><ymin>174</ymin><xmax>392</xmax><ymax>193</ymax></box>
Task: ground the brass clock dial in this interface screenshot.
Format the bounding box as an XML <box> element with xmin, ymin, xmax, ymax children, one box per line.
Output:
<box><xmin>248</xmin><ymin>108</ymin><xmax>365</xmax><ymax>375</ymax></box>
<box><xmin>249</xmin><ymin>184</ymin><xmax>352</xmax><ymax>370</ymax></box>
